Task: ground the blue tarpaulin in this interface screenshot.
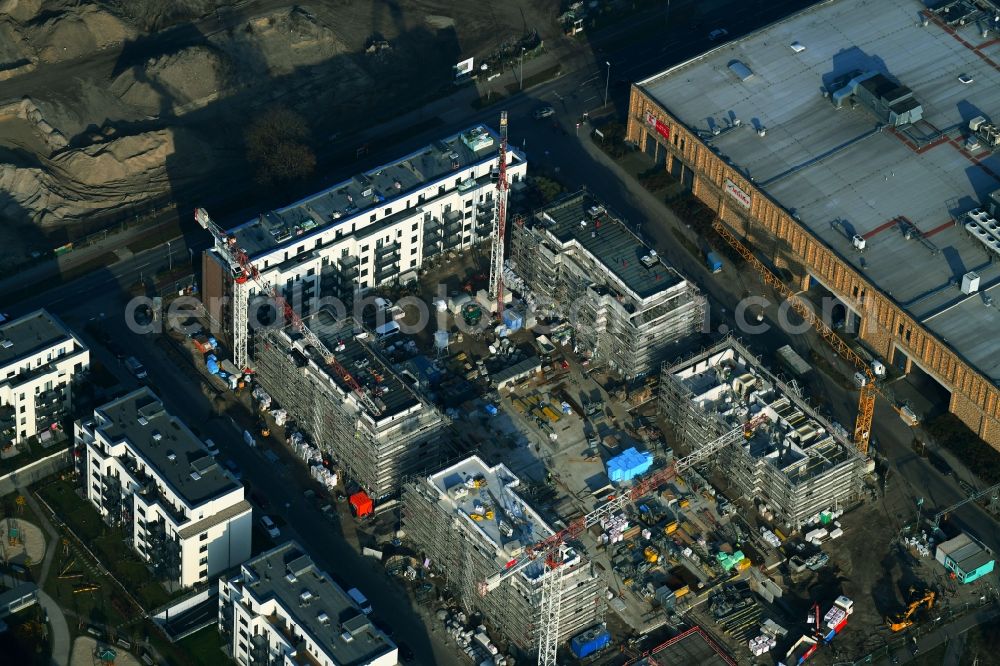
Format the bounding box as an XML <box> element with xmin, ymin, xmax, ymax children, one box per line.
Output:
<box><xmin>607</xmin><ymin>447</ymin><xmax>653</xmax><ymax>482</ymax></box>
<box><xmin>206</xmin><ymin>354</ymin><xmax>220</xmax><ymax>375</ymax></box>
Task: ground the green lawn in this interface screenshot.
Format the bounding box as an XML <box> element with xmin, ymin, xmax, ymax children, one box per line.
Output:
<box><xmin>148</xmin><ymin>625</ymin><xmax>229</xmax><ymax>666</ymax></box>
<box><xmin>37</xmin><ymin>479</ymin><xmax>172</xmax><ymax>610</ymax></box>
<box><xmin>0</xmin><ymin>439</ymin><xmax>68</xmax><ymax>477</ymax></box>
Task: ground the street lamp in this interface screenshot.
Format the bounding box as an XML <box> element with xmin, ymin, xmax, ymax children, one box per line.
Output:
<box><xmin>167</xmin><ymin>240</ymin><xmax>173</xmax><ymax>271</ymax></box>
<box><xmin>519</xmin><ymin>47</ymin><xmax>526</xmax><ymax>90</ymax></box>
<box><xmin>604</xmin><ymin>61</ymin><xmax>611</xmax><ymax>107</ymax></box>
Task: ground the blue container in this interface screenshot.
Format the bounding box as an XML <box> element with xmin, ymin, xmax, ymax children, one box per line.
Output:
<box><xmin>570</xmin><ymin>628</ymin><xmax>611</xmax><ymax>659</ymax></box>
<box><xmin>607</xmin><ymin>447</ymin><xmax>654</xmax><ymax>482</ymax></box>
<box><xmin>502</xmin><ymin>309</ymin><xmax>523</xmax><ymax>331</ymax></box>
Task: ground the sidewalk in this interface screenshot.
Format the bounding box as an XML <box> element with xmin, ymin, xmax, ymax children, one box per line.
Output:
<box><xmin>21</xmin><ymin>487</ymin><xmax>71</xmax><ymax>666</ymax></box>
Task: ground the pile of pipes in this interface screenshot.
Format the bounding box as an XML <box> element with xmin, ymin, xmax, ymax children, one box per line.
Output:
<box><xmin>252</xmin><ymin>386</ymin><xmax>272</xmax><ymax>411</ymax></box>
<box><xmin>748</xmin><ymin>634</ymin><xmax>776</xmax><ymax>656</ymax></box>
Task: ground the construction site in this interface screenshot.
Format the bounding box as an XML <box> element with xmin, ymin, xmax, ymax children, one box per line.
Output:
<box><xmin>252</xmin><ymin>309</ymin><xmax>448</xmax><ymax>505</ymax></box>
<box><xmin>659</xmin><ymin>338</ymin><xmax>868</xmax><ymax>533</ymax></box>
<box><xmin>508</xmin><ymin>191</ymin><xmax>706</xmax><ymax>379</ymax></box>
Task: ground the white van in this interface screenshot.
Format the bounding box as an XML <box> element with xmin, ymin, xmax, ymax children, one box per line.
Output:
<box><xmin>374</xmin><ymin>320</ymin><xmax>400</xmax><ymax>341</ymax></box>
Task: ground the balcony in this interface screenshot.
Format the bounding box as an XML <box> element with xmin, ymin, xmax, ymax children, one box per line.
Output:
<box><xmin>375</xmin><ymin>251</ymin><xmax>400</xmax><ymax>268</ymax></box>
<box><xmin>375</xmin><ymin>240</ymin><xmax>400</xmax><ymax>255</ymax></box>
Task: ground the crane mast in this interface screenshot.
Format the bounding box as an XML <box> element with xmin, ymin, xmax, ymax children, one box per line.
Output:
<box><xmin>195</xmin><ymin>208</ymin><xmax>382</xmax><ymax>415</ymax></box>
<box><xmin>481</xmin><ymin>412</ymin><xmax>770</xmax><ymax>665</ymax></box>
<box><xmin>488</xmin><ymin>111</ymin><xmax>510</xmax><ymax>309</ymax></box>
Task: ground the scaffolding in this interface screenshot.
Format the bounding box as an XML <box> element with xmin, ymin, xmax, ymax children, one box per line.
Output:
<box><xmin>253</xmin><ymin>315</ymin><xmax>447</xmax><ymax>503</ymax></box>
<box><xmin>658</xmin><ymin>338</ymin><xmax>865</xmax><ymax>532</ymax></box>
<box><xmin>401</xmin><ymin>466</ymin><xmax>604</xmax><ymax>659</ymax></box>
<box><xmin>509</xmin><ymin>192</ymin><xmax>706</xmax><ymax>378</ymax></box>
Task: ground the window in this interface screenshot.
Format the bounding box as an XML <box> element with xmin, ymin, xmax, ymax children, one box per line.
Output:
<box><xmin>297</xmin><ymin>245</ymin><xmax>305</xmax><ymax>254</ymax></box>
<box><xmin>454</xmin><ymin>178</ymin><xmax>461</xmax><ymax>186</ymax></box>
<box><xmin>19</xmin><ymin>405</ymin><xmax>24</xmax><ymax>414</ymax></box>
<box><xmin>411</xmin><ymin>235</ymin><xmax>418</xmax><ymax>245</ymax></box>
<box><xmin>385</xmin><ymin>207</ymin><xmax>392</xmax><ymax>215</ymax></box>
<box><xmin>370</xmin><ymin>214</ymin><xmax>376</xmax><ymax>222</ymax></box>
<box><xmin>361</xmin><ymin>245</ymin><xmax>369</xmax><ymax>252</ymax></box>
<box><xmin>315</xmin><ymin>239</ymin><xmax>321</xmax><ymax>248</ymax></box>
<box><xmin>19</xmin><ymin>417</ymin><xmax>25</xmax><ymax>426</ymax></box>
<box><xmin>410</xmin><ymin>259</ymin><xmax>417</xmax><ymax>267</ymax></box>
<box><xmin>307</xmin><ymin>268</ymin><xmax>315</xmax><ymax>277</ymax></box>
<box><xmin>464</xmin><ymin>211</ymin><xmax>472</xmax><ymax>219</ymax></box>
<box><xmin>438</xmin><ymin>185</ymin><xmax>445</xmax><ymax>195</ymax></box>
<box><xmin>200</xmin><ymin>544</ymin><xmax>208</xmax><ymax>553</ymax></box>
<box><xmin>200</xmin><ymin>532</ymin><xmax>207</xmax><ymax>540</ymax></box>
<box><xmin>411</xmin><ymin>223</ymin><xmax>419</xmax><ymax>231</ymax></box>
<box><xmin>199</xmin><ymin>556</ymin><xmax>208</xmax><ymax>565</ymax></box>
<box><xmin>360</xmin><ymin>269</ymin><xmax>369</xmax><ymax>278</ymax></box>
<box><xmin>464</xmin><ymin>199</ymin><xmax>473</xmax><ymax>208</ymax></box>
<box><xmin>397</xmin><ymin>230</ymin><xmax>402</xmax><ymax>238</ymax></box>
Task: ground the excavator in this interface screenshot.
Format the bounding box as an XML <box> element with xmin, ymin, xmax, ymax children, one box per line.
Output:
<box><xmin>887</xmin><ymin>588</ymin><xmax>936</xmax><ymax>632</ymax></box>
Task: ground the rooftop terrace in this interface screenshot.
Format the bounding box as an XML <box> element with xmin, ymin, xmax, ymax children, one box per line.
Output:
<box><xmin>640</xmin><ymin>0</ymin><xmax>1000</xmax><ymax>382</ymax></box>
<box><xmin>0</xmin><ymin>309</ymin><xmax>79</xmax><ymax>368</ymax></box>
<box><xmin>426</xmin><ymin>456</ymin><xmax>563</xmax><ymax>578</ymax></box>
<box><xmin>94</xmin><ymin>389</ymin><xmax>238</xmax><ymax>507</ymax></box>
<box><xmin>229</xmin><ymin>125</ymin><xmax>516</xmax><ymax>258</ymax></box>
<box><xmin>534</xmin><ymin>192</ymin><xmax>684</xmax><ymax>300</ymax></box>
<box><xmin>241</xmin><ymin>542</ymin><xmax>395</xmax><ymax>665</ymax></box>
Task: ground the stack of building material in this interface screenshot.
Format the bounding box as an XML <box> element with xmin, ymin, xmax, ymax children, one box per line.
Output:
<box><xmin>748</xmin><ymin>634</ymin><xmax>776</xmax><ymax>656</ymax></box>
<box><xmin>600</xmin><ymin>514</ymin><xmax>629</xmax><ymax>544</ymax></box>
<box><xmin>310</xmin><ymin>465</ymin><xmax>337</xmax><ymax>489</ymax></box>
<box><xmin>252</xmin><ymin>386</ymin><xmax>271</xmax><ymax>410</ymax></box>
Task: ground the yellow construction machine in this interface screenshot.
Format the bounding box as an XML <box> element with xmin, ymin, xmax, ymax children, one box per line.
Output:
<box><xmin>887</xmin><ymin>589</ymin><xmax>935</xmax><ymax>632</ymax></box>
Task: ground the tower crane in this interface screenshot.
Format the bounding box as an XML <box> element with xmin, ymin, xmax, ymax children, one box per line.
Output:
<box><xmin>488</xmin><ymin>111</ymin><xmax>510</xmax><ymax>310</ymax></box>
<box><xmin>480</xmin><ymin>412</ymin><xmax>771</xmax><ymax>665</ymax></box>
<box><xmin>932</xmin><ymin>479</ymin><xmax>1000</xmax><ymax>527</ymax></box>
<box><xmin>712</xmin><ymin>219</ymin><xmax>910</xmax><ymax>456</ymax></box>
<box><xmin>195</xmin><ymin>208</ymin><xmax>382</xmax><ymax>415</ymax></box>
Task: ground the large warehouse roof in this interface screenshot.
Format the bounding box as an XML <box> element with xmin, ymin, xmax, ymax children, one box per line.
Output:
<box><xmin>639</xmin><ymin>0</ymin><xmax>1000</xmax><ymax>383</ymax></box>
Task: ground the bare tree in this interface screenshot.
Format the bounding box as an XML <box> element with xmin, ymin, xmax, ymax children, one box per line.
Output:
<box><xmin>245</xmin><ymin>106</ymin><xmax>316</xmax><ymax>185</ymax></box>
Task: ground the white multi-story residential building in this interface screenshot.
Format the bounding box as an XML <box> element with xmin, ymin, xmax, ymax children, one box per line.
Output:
<box><xmin>0</xmin><ymin>309</ymin><xmax>89</xmax><ymax>446</ymax></box>
<box><xmin>201</xmin><ymin>125</ymin><xmax>527</xmax><ymax>368</ymax></box>
<box><xmin>219</xmin><ymin>541</ymin><xmax>397</xmax><ymax>666</ymax></box>
<box><xmin>78</xmin><ymin>388</ymin><xmax>251</xmax><ymax>588</ymax></box>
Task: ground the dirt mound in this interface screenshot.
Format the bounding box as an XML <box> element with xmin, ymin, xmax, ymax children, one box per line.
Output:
<box><xmin>0</xmin><ymin>127</ymin><xmax>213</xmax><ymax>225</ymax></box>
<box><xmin>112</xmin><ymin>45</ymin><xmax>230</xmax><ymax>114</ymax></box>
<box><xmin>28</xmin><ymin>5</ymin><xmax>136</xmax><ymax>64</ymax></box>
<box><xmin>0</xmin><ymin>98</ymin><xmax>67</xmax><ymax>152</ymax></box>
<box><xmin>102</xmin><ymin>0</ymin><xmax>236</xmax><ymax>32</ymax></box>
<box><xmin>233</xmin><ymin>6</ymin><xmax>350</xmax><ymax>76</ymax></box>
<box><xmin>0</xmin><ymin>0</ymin><xmax>42</xmax><ymax>23</ymax></box>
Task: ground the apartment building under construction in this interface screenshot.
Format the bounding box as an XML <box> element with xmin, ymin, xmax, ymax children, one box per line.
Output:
<box><xmin>509</xmin><ymin>191</ymin><xmax>705</xmax><ymax>378</ymax></box>
<box><xmin>659</xmin><ymin>339</ymin><xmax>867</xmax><ymax>532</ymax></box>
<box><xmin>402</xmin><ymin>455</ymin><xmax>604</xmax><ymax>657</ymax></box>
<box><xmin>254</xmin><ymin>308</ymin><xmax>447</xmax><ymax>505</ymax></box>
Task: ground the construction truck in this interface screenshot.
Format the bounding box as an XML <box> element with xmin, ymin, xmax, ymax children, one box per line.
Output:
<box><xmin>887</xmin><ymin>589</ymin><xmax>935</xmax><ymax>632</ymax></box>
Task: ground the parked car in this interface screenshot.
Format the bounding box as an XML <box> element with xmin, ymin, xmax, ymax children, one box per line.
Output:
<box><xmin>223</xmin><ymin>459</ymin><xmax>242</xmax><ymax>480</ymax></box>
<box><xmin>125</xmin><ymin>356</ymin><xmax>147</xmax><ymax>380</ymax></box>
<box><xmin>708</xmin><ymin>28</ymin><xmax>729</xmax><ymax>41</ymax></box>
<box><xmin>204</xmin><ymin>439</ymin><xmax>219</xmax><ymax>456</ymax></box>
<box><xmin>534</xmin><ymin>106</ymin><xmax>555</xmax><ymax>119</ymax></box>
<box><xmin>259</xmin><ymin>515</ymin><xmax>280</xmax><ymax>539</ymax></box>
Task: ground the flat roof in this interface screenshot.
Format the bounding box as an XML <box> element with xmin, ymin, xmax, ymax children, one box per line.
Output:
<box><xmin>533</xmin><ymin>192</ymin><xmax>684</xmax><ymax>299</ymax></box>
<box><xmin>229</xmin><ymin>125</ymin><xmax>514</xmax><ymax>258</ymax></box>
<box><xmin>94</xmin><ymin>389</ymin><xmax>238</xmax><ymax>507</ymax></box>
<box><xmin>0</xmin><ymin>309</ymin><xmax>79</xmax><ymax>368</ymax></box>
<box><xmin>286</xmin><ymin>311</ymin><xmax>422</xmax><ymax>420</ymax></box>
<box><xmin>640</xmin><ymin>0</ymin><xmax>1000</xmax><ymax>383</ymax></box>
<box><xmin>242</xmin><ymin>542</ymin><xmax>395</xmax><ymax>665</ymax></box>
<box><xmin>426</xmin><ymin>455</ymin><xmax>561</xmax><ymax>579</ymax></box>
<box><xmin>669</xmin><ymin>340</ymin><xmax>859</xmax><ymax>484</ymax></box>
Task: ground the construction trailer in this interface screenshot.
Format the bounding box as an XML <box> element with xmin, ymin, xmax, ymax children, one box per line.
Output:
<box><xmin>508</xmin><ymin>191</ymin><xmax>706</xmax><ymax>379</ymax></box>
<box><xmin>253</xmin><ymin>309</ymin><xmax>447</xmax><ymax>506</ymax></box>
<box><xmin>402</xmin><ymin>456</ymin><xmax>605</xmax><ymax>659</ymax></box>
<box><xmin>659</xmin><ymin>338</ymin><xmax>866</xmax><ymax>533</ymax></box>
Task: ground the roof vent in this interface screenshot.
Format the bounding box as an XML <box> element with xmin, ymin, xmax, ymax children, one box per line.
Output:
<box><xmin>790</xmin><ymin>41</ymin><xmax>805</xmax><ymax>53</ymax></box>
<box><xmin>138</xmin><ymin>416</ymin><xmax>149</xmax><ymax>426</ymax></box>
<box><xmin>285</xmin><ymin>572</ymin><xmax>298</xmax><ymax>584</ymax></box>
<box><xmin>728</xmin><ymin>60</ymin><xmax>754</xmax><ymax>82</ymax></box>
<box><xmin>152</xmin><ymin>430</ymin><xmax>162</xmax><ymax>442</ymax></box>
<box><xmin>190</xmin><ymin>471</ymin><xmax>201</xmax><ymax>481</ymax></box>
<box><xmin>317</xmin><ymin>612</ymin><xmax>330</xmax><ymax>625</ymax></box>
<box><xmin>299</xmin><ymin>589</ymin><xmax>314</xmax><ymax>605</ymax></box>
<box><xmin>0</xmin><ymin>339</ymin><xmax>12</xmax><ymax>349</ymax></box>
<box><xmin>166</xmin><ymin>450</ymin><xmax>176</xmax><ymax>462</ymax></box>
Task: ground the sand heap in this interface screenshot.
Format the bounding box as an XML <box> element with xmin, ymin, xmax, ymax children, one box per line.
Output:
<box><xmin>111</xmin><ymin>45</ymin><xmax>231</xmax><ymax>115</ymax></box>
